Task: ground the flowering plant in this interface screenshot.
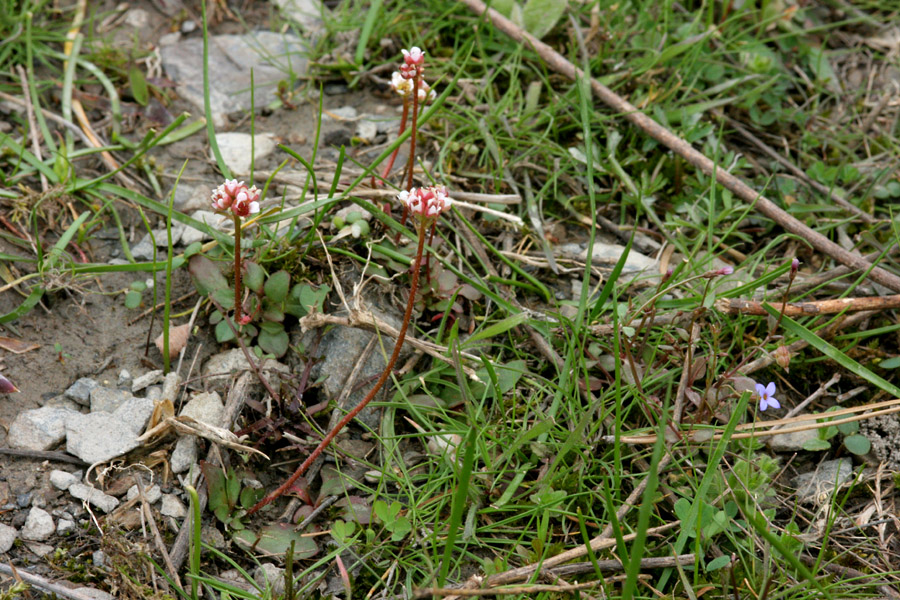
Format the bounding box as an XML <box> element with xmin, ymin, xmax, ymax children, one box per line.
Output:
<box><xmin>211</xmin><ymin>180</ymin><xmax>261</xmax><ymax>324</ymax></box>
<box><xmin>756</xmin><ymin>381</ymin><xmax>780</xmax><ymax>411</ymax></box>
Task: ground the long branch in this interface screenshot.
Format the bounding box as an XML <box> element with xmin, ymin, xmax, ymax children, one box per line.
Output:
<box><xmin>459</xmin><ymin>0</ymin><xmax>900</xmax><ymax>294</ymax></box>
<box><xmin>247</xmin><ymin>219</ymin><xmax>428</xmax><ymax>515</ymax></box>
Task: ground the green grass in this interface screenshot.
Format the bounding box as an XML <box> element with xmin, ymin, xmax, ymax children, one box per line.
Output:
<box><xmin>3</xmin><ymin>0</ymin><xmax>900</xmax><ymax>599</ymax></box>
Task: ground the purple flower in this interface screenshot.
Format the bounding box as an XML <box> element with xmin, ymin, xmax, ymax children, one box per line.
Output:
<box><xmin>756</xmin><ymin>382</ymin><xmax>780</xmax><ymax>411</ymax></box>
<box><xmin>791</xmin><ymin>257</ymin><xmax>800</xmax><ymax>273</ymax></box>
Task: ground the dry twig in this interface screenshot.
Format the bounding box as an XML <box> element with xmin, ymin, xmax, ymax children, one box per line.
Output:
<box><xmin>459</xmin><ymin>0</ymin><xmax>900</xmax><ymax>293</ymax></box>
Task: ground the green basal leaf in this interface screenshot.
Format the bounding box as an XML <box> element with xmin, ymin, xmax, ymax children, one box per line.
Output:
<box><xmin>243</xmin><ymin>261</ymin><xmax>265</xmax><ymax>294</ymax></box>
<box><xmin>129</xmin><ymin>65</ymin><xmax>149</xmax><ymax>106</ymax></box>
<box><xmin>215</xmin><ymin>319</ymin><xmax>235</xmax><ymax>343</ymax></box>
<box><xmin>188</xmin><ymin>255</ymin><xmax>229</xmax><ymax>295</ymax></box>
<box><xmin>264</xmin><ymin>270</ymin><xmax>291</xmax><ymax>303</ymax></box>
<box><xmin>258</xmin><ymin>327</ymin><xmax>289</xmax><ymax>358</ymax></box>
<box><xmin>124</xmin><ymin>290</ymin><xmax>142</xmax><ymax>309</ymax></box>
<box><xmin>801</xmin><ymin>438</ymin><xmax>831</xmax><ymax>452</ymax></box>
<box><xmin>843</xmin><ymin>434</ymin><xmax>871</xmax><ymax>456</ymax></box>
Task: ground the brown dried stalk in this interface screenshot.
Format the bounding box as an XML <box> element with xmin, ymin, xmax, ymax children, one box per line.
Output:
<box><xmin>459</xmin><ymin>0</ymin><xmax>900</xmax><ymax>293</ymax></box>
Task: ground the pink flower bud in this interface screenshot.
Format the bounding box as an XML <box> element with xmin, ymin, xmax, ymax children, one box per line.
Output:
<box><xmin>0</xmin><ymin>373</ymin><xmax>18</xmax><ymax>393</ymax></box>
<box><xmin>791</xmin><ymin>257</ymin><xmax>799</xmax><ymax>274</ymax></box>
<box><xmin>402</xmin><ymin>47</ymin><xmax>425</xmax><ymax>66</ymax></box>
<box><xmin>211</xmin><ymin>180</ymin><xmax>261</xmax><ymax>218</ymax></box>
<box><xmin>398</xmin><ymin>186</ymin><xmax>452</xmax><ymax>219</ymax></box>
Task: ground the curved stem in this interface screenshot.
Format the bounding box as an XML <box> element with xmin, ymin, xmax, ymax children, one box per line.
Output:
<box><xmin>233</xmin><ymin>214</ymin><xmax>243</xmax><ymax>323</ymax></box>
<box><xmin>248</xmin><ymin>218</ymin><xmax>429</xmax><ymax>516</ymax></box>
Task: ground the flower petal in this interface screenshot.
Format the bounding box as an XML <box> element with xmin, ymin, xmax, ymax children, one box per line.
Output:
<box><xmin>768</xmin><ymin>397</ymin><xmax>780</xmax><ymax>410</ymax></box>
<box><xmin>755</xmin><ymin>383</ymin><xmax>766</xmax><ymax>397</ymax></box>
<box><xmin>765</xmin><ymin>382</ymin><xmax>776</xmax><ymax>397</ymax></box>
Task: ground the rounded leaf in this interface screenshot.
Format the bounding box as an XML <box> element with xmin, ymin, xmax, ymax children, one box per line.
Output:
<box><xmin>843</xmin><ymin>434</ymin><xmax>871</xmax><ymax>456</ymax></box>
<box><xmin>124</xmin><ymin>290</ymin><xmax>142</xmax><ymax>309</ymax></box>
<box><xmin>264</xmin><ymin>271</ymin><xmax>291</xmax><ymax>303</ymax></box>
<box><xmin>188</xmin><ymin>255</ymin><xmax>229</xmax><ymax>296</ymax></box>
<box><xmin>258</xmin><ymin>328</ymin><xmax>289</xmax><ymax>357</ymax></box>
<box><xmin>215</xmin><ymin>319</ymin><xmax>236</xmax><ymax>343</ymax></box>
<box><xmin>243</xmin><ymin>261</ymin><xmax>266</xmax><ymax>294</ymax></box>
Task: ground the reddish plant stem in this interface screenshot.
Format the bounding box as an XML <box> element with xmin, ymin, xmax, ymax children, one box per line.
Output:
<box><xmin>406</xmin><ymin>74</ymin><xmax>420</xmax><ymax>193</ymax></box>
<box><xmin>376</xmin><ymin>98</ymin><xmax>410</xmax><ymax>188</ymax></box>
<box><xmin>233</xmin><ymin>214</ymin><xmax>243</xmax><ymax>323</ymax></box>
<box><xmin>247</xmin><ymin>218</ymin><xmax>428</xmax><ymax>516</ymax></box>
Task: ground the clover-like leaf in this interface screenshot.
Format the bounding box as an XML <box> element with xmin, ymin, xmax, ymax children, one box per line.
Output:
<box><xmin>124</xmin><ymin>290</ymin><xmax>142</xmax><ymax>309</ymax></box>
<box><xmin>843</xmin><ymin>434</ymin><xmax>871</xmax><ymax>456</ymax></box>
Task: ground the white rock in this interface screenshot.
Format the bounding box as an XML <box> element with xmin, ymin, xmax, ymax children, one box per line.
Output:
<box><xmin>26</xmin><ymin>542</ymin><xmax>54</xmax><ymax>557</ymax></box>
<box><xmin>66</xmin><ymin>413</ymin><xmax>141</xmax><ymax>464</ymax></box>
<box><xmin>202</xmin><ymin>348</ymin><xmax>289</xmax><ymax>391</ymax></box>
<box><xmin>65</xmin><ymin>378</ymin><xmax>99</xmax><ymax>406</ymax></box>
<box><xmin>21</xmin><ymin>507</ymin><xmax>54</xmax><ymax>541</ymax></box>
<box><xmin>49</xmin><ymin>470</ymin><xmax>79</xmax><ymax>491</ymax></box>
<box><xmin>794</xmin><ymin>458</ymin><xmax>855</xmax><ymax>504</ymax></box>
<box><xmin>132</xmin><ymin>370</ymin><xmax>164</xmax><ymax>393</ymax></box>
<box><xmin>160</xmin><ymin>494</ymin><xmax>186</xmax><ymax>519</ymax></box>
<box><xmin>254</xmin><ymin>563</ymin><xmax>286</xmax><ymax>596</ymax></box>
<box><xmin>270</xmin><ymin>0</ymin><xmax>326</xmax><ymax>31</ymax></box>
<box><xmin>7</xmin><ymin>406</ymin><xmax>77</xmax><ymax>451</ymax></box>
<box><xmin>57</xmin><ymin>518</ymin><xmax>76</xmax><ymax>535</ymax></box>
<box><xmin>767</xmin><ymin>428</ymin><xmax>822</xmax><ymax>452</ymax></box>
<box><xmin>123</xmin><ymin>7</ymin><xmax>149</xmax><ymax>28</ymax></box>
<box><xmin>90</xmin><ymin>387</ymin><xmax>134</xmax><ymax>413</ymax></box>
<box><xmin>161</xmin><ymin>372</ymin><xmax>181</xmax><ymax>403</ymax></box>
<box><xmin>356</xmin><ymin>119</ymin><xmax>378</xmax><ymax>143</ymax></box>
<box><xmin>68</xmin><ymin>483</ymin><xmax>120</xmax><ymax>513</ymax></box>
<box><xmin>180</xmin><ymin>391</ymin><xmax>224</xmax><ymax>425</ymax></box>
<box><xmin>117</xmin><ymin>369</ymin><xmax>132</xmax><ymax>388</ymax></box>
<box><xmin>126</xmin><ymin>483</ymin><xmax>162</xmax><ymax>504</ymax></box>
<box><xmin>0</xmin><ymin>524</ymin><xmax>17</xmax><ymax>553</ymax></box>
<box><xmin>170</xmin><ymin>436</ymin><xmax>198</xmax><ymax>474</ymax></box>
<box><xmin>112</xmin><ymin>395</ymin><xmax>155</xmax><ymax>435</ymax></box>
<box><xmin>212</xmin><ymin>133</ymin><xmax>277</xmax><ymax>176</ymax></box>
<box><xmin>181</xmin><ymin>210</ymin><xmax>232</xmax><ymax>246</ymax></box>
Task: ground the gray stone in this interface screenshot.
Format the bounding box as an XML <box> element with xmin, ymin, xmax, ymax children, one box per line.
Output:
<box><xmin>21</xmin><ymin>507</ymin><xmax>54</xmax><ymax>541</ymax></box>
<box><xmin>68</xmin><ymin>483</ymin><xmax>120</xmax><ymax>513</ymax></box>
<box><xmin>7</xmin><ymin>406</ymin><xmax>77</xmax><ymax>450</ymax></box>
<box><xmin>181</xmin><ymin>210</ymin><xmax>232</xmax><ymax>246</ymax></box>
<box><xmin>356</xmin><ymin>119</ymin><xmax>378</xmax><ymax>144</ymax></box>
<box><xmin>66</xmin><ymin>413</ymin><xmax>141</xmax><ymax>464</ymax></box>
<box><xmin>793</xmin><ymin>458</ymin><xmax>855</xmax><ymax>504</ymax></box>
<box><xmin>126</xmin><ymin>483</ymin><xmax>162</xmax><ymax>504</ymax></box>
<box><xmin>25</xmin><ymin>542</ymin><xmax>53</xmax><ymax>557</ymax></box>
<box><xmin>312</xmin><ymin>300</ymin><xmax>410</xmax><ymax>429</ymax></box>
<box><xmin>170</xmin><ymin>436</ymin><xmax>198</xmax><ymax>474</ymax></box>
<box><xmin>271</xmin><ymin>0</ymin><xmax>326</xmax><ymax>31</ymax></box>
<box><xmin>213</xmin><ymin>133</ymin><xmax>277</xmax><ymax>176</ymax></box>
<box><xmin>767</xmin><ymin>428</ymin><xmax>822</xmax><ymax>452</ymax></box>
<box><xmin>160</xmin><ymin>32</ymin><xmax>309</xmax><ymax>127</ymax></box>
<box><xmin>73</xmin><ymin>588</ymin><xmax>115</xmax><ymax>600</ymax></box>
<box><xmin>90</xmin><ymin>387</ymin><xmax>134</xmax><ymax>413</ymax></box>
<box><xmin>65</xmin><ymin>378</ymin><xmax>99</xmax><ymax>406</ymax></box>
<box><xmin>558</xmin><ymin>242</ymin><xmax>657</xmax><ymax>276</ymax></box>
<box><xmin>0</xmin><ymin>524</ymin><xmax>16</xmax><ymax>553</ymax></box>
<box><xmin>130</xmin><ymin>234</ymin><xmax>156</xmax><ymax>261</ymax></box>
<box><xmin>117</xmin><ymin>369</ymin><xmax>132</xmax><ymax>389</ymax></box>
<box><xmin>161</xmin><ymin>372</ymin><xmax>181</xmax><ymax>403</ymax></box>
<box><xmin>49</xmin><ymin>470</ymin><xmax>79</xmax><ymax>491</ymax></box>
<box><xmin>146</xmin><ymin>386</ymin><xmax>163</xmax><ymax>401</ymax></box>
<box><xmin>112</xmin><ymin>395</ymin><xmax>155</xmax><ymax>435</ymax></box>
<box><xmin>181</xmin><ymin>391</ymin><xmax>224</xmax><ymax>425</ymax></box>
<box><xmin>160</xmin><ymin>494</ymin><xmax>186</xmax><ymax>519</ymax></box>
<box><xmin>254</xmin><ymin>563</ymin><xmax>286</xmax><ymax>596</ymax></box>
<box><xmin>325</xmin><ymin>106</ymin><xmax>357</xmax><ymax>120</ymax></box>
<box><xmin>202</xmin><ymin>524</ymin><xmax>226</xmax><ymax>549</ymax></box>
<box><xmin>132</xmin><ymin>369</ymin><xmax>164</xmax><ymax>393</ymax></box>
<box><xmin>202</xmin><ymin>348</ymin><xmax>289</xmax><ymax>392</ymax></box>
<box><xmin>57</xmin><ymin>518</ymin><xmax>76</xmax><ymax>535</ymax></box>
<box><xmin>92</xmin><ymin>550</ymin><xmax>108</xmax><ymax>568</ymax></box>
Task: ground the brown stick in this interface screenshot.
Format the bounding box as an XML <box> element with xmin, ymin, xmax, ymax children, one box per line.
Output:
<box><xmin>716</xmin><ymin>295</ymin><xmax>900</xmax><ymax>316</ymax></box>
<box><xmin>459</xmin><ymin>0</ymin><xmax>900</xmax><ymax>293</ymax></box>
